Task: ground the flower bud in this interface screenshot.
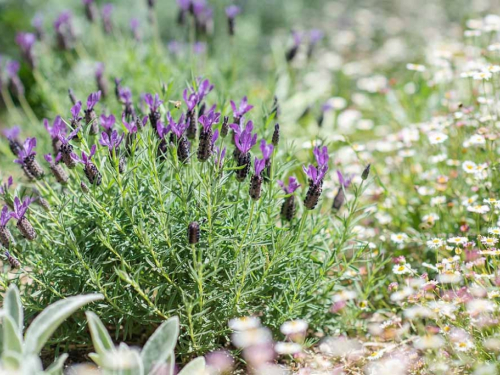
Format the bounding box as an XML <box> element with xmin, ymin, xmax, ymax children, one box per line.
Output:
<box><xmin>188</xmin><ymin>221</ymin><xmax>200</xmax><ymax>244</ymax></box>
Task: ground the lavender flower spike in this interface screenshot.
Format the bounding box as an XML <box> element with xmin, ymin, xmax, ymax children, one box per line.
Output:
<box><xmin>303</xmin><ymin>163</ymin><xmax>327</xmax><ymax>210</ymax></box>
<box><xmin>14</xmin><ymin>137</ymin><xmax>44</xmax><ymax>180</ymax></box>
<box><xmin>85</xmin><ymin>91</ymin><xmax>101</xmax><ymax>134</ymax></box>
<box><xmin>44</xmin><ymin>116</ymin><xmax>67</xmax><ymax>154</ymax></box>
<box><xmin>70</xmin><ymin>101</ymin><xmax>83</xmax><ymax>129</ymax></box>
<box><xmin>74</xmin><ymin>145</ymin><xmax>102</xmax><ymax>185</ymax></box>
<box><xmin>58</xmin><ymin>127</ymin><xmax>81</xmax><ymax>169</ymax></box>
<box><xmin>278</xmin><ymin>177</ymin><xmax>300</xmax><ymax>221</ymax></box>
<box><xmin>230</xmin><ymin>96</ymin><xmax>254</xmax><ymax>124</ymax></box>
<box><xmin>99</xmin><ymin>130</ymin><xmax>124</xmax><ymax>153</ymax></box>
<box><xmin>260</xmin><ymin>139</ymin><xmax>274</xmax><ymax>162</ymax></box>
<box><xmin>3</xmin><ymin>126</ymin><xmax>22</xmax><ymax>156</ymax></box>
<box><xmin>102</xmin><ymin>4</ymin><xmax>114</xmax><ymax>34</ymax></box>
<box><xmin>95</xmin><ymin>63</ymin><xmax>108</xmax><ymax>97</ymax></box>
<box><xmin>100</xmin><ymin>114</ymin><xmax>116</xmax><ymax>134</ymax></box>
<box><xmin>332</xmin><ymin>170</ymin><xmax>354</xmax><ymax>211</ymax></box>
<box><xmin>15</xmin><ymin>32</ymin><xmax>36</xmax><ymax>68</ymax></box>
<box><xmin>0</xmin><ymin>176</ymin><xmax>13</xmax><ymax>196</ymax></box>
<box><xmin>0</xmin><ymin>205</ymin><xmax>13</xmax><ymax>248</ymax></box>
<box><xmin>225</xmin><ymin>5</ymin><xmax>240</xmax><ymax>35</ymax></box>
<box><xmin>44</xmin><ymin>153</ymin><xmax>68</xmax><ymax>185</ymax></box>
<box><xmin>313</xmin><ymin>146</ymin><xmax>329</xmax><ymax>170</ymax></box>
<box><xmin>145</xmin><ymin>93</ymin><xmax>163</xmax><ymax>135</ymax></box>
<box><xmin>83</xmin><ymin>0</ymin><xmax>97</xmax><ymax>23</ymax></box>
<box><xmin>6</xmin><ymin>61</ymin><xmax>24</xmax><ymax>97</ymax></box>
<box><xmin>233</xmin><ymin>120</ymin><xmax>257</xmax><ymax>182</ymax></box>
<box><xmin>197</xmin><ymin>107</ymin><xmax>221</xmax><ymax>162</ymax></box>
<box><xmin>250</xmin><ymin>158</ymin><xmax>266</xmax><ymax>200</ymax></box>
<box><xmin>286</xmin><ymin>30</ymin><xmax>302</xmax><ymax>62</ymax></box>
<box><xmin>11</xmin><ymin>196</ymin><xmax>36</xmax><ymax>240</ymax></box>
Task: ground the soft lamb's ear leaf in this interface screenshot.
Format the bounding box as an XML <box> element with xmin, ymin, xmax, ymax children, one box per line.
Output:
<box><xmin>4</xmin><ymin>285</ymin><xmax>23</xmax><ymax>336</ymax></box>
<box><xmin>86</xmin><ymin>311</ymin><xmax>114</xmax><ymax>356</ymax></box>
<box><xmin>177</xmin><ymin>357</ymin><xmax>206</xmax><ymax>375</ymax></box>
<box><xmin>44</xmin><ymin>354</ymin><xmax>68</xmax><ymax>375</ymax></box>
<box><xmin>24</xmin><ymin>293</ymin><xmax>103</xmax><ymax>355</ymax></box>
<box><xmin>1</xmin><ymin>350</ymin><xmax>22</xmax><ymax>370</ymax></box>
<box><xmin>2</xmin><ymin>315</ymin><xmax>22</xmax><ymax>354</ymax></box>
<box><xmin>141</xmin><ymin>316</ymin><xmax>179</xmax><ymax>374</ymax></box>
<box><xmin>20</xmin><ymin>355</ymin><xmax>44</xmax><ymax>375</ymax></box>
<box><xmin>88</xmin><ymin>352</ymin><xmax>103</xmax><ymax>367</ymax></box>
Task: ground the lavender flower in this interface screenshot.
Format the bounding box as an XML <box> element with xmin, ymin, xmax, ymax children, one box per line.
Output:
<box><xmin>5</xmin><ymin>251</ymin><xmax>20</xmax><ymax>268</ymax></box>
<box><xmin>286</xmin><ymin>30</ymin><xmax>302</xmax><ymax>62</ymax></box>
<box><xmin>361</xmin><ymin>164</ymin><xmax>371</xmax><ymax>180</ymax></box>
<box><xmin>11</xmin><ymin>197</ymin><xmax>36</xmax><ymax>240</ymax></box>
<box><xmin>0</xmin><ymin>206</ymin><xmax>13</xmax><ymax>248</ymax></box>
<box><xmin>74</xmin><ymin>145</ymin><xmax>102</xmax><ymax>185</ymax></box>
<box><xmin>250</xmin><ymin>158</ymin><xmax>265</xmax><ymax>200</ymax></box>
<box><xmin>165</xmin><ymin>114</ymin><xmax>190</xmax><ymax>162</ymax></box>
<box><xmin>176</xmin><ymin>0</ymin><xmax>190</xmax><ymax>24</ymax></box>
<box><xmin>197</xmin><ymin>107</ymin><xmax>220</xmax><ymax>162</ymax></box>
<box><xmin>54</xmin><ymin>11</ymin><xmax>74</xmax><ymax>50</ymax></box>
<box><xmin>230</xmin><ymin>96</ymin><xmax>254</xmax><ymax>124</ymax></box>
<box><xmin>70</xmin><ymin>101</ymin><xmax>83</xmax><ymax>129</ymax></box>
<box><xmin>232</xmin><ymin>120</ymin><xmax>257</xmax><ymax>182</ymax></box>
<box><xmin>130</xmin><ymin>18</ymin><xmax>140</xmax><ymax>41</ymax></box>
<box><xmin>332</xmin><ymin>170</ymin><xmax>353</xmax><ymax>211</ymax></box>
<box><xmin>0</xmin><ymin>176</ymin><xmax>13</xmax><ymax>196</ymax></box>
<box><xmin>145</xmin><ymin>93</ymin><xmax>163</xmax><ymax>134</ymax></box>
<box><xmin>85</xmin><ymin>91</ymin><xmax>101</xmax><ymax>134</ymax></box>
<box><xmin>15</xmin><ymin>32</ymin><xmax>36</xmax><ymax>69</ymax></box>
<box><xmin>44</xmin><ymin>154</ymin><xmax>68</xmax><ymax>185</ymax></box>
<box><xmin>225</xmin><ymin>5</ymin><xmax>240</xmax><ymax>36</ymax></box>
<box><xmin>58</xmin><ymin>127</ymin><xmax>80</xmax><ymax>169</ymax></box>
<box><xmin>193</xmin><ymin>41</ymin><xmax>207</xmax><ymax>55</ymax></box>
<box><xmin>102</xmin><ymin>4</ymin><xmax>114</xmax><ymax>34</ymax></box>
<box><xmin>188</xmin><ymin>221</ymin><xmax>200</xmax><ymax>244</ymax></box>
<box><xmin>313</xmin><ymin>146</ymin><xmax>329</xmax><ymax>171</ymax></box>
<box><xmin>119</xmin><ymin>86</ymin><xmax>135</xmax><ymax>119</ymax></box>
<box><xmin>279</xmin><ymin>177</ymin><xmax>299</xmax><ymax>219</ymax></box>
<box><xmin>308</xmin><ymin>29</ymin><xmax>323</xmax><ymax>58</ymax></box>
<box><xmin>83</xmin><ymin>0</ymin><xmax>97</xmax><ymax>22</ymax></box>
<box><xmin>14</xmin><ymin>138</ymin><xmax>44</xmax><ymax>180</ymax></box>
<box><xmin>68</xmin><ymin>88</ymin><xmax>77</xmax><ymax>105</ymax></box>
<box><xmin>3</xmin><ymin>126</ymin><xmax>22</xmax><ymax>156</ymax></box>
<box><xmin>6</xmin><ymin>61</ymin><xmax>24</xmax><ymax>97</ymax></box>
<box><xmin>123</xmin><ymin>113</ymin><xmax>143</xmax><ymax>154</ymax></box>
<box><xmin>99</xmin><ymin>130</ymin><xmax>124</xmax><ymax>154</ymax></box>
<box><xmin>303</xmin><ymin>163</ymin><xmax>328</xmax><ymax>210</ymax></box>
<box><xmin>44</xmin><ymin>116</ymin><xmax>66</xmax><ymax>153</ymax></box>
<box><xmin>95</xmin><ymin>63</ymin><xmax>108</xmax><ymax>97</ymax></box>
<box><xmin>272</xmin><ymin>123</ymin><xmax>280</xmax><ymax>147</ymax></box>
<box><xmin>100</xmin><ymin>114</ymin><xmax>115</xmax><ymax>134</ymax></box>
<box><xmin>220</xmin><ymin>116</ymin><xmax>229</xmax><ymax>138</ymax></box>
<box><xmin>32</xmin><ymin>13</ymin><xmax>44</xmax><ymax>40</ymax></box>
<box><xmin>260</xmin><ymin>139</ymin><xmax>274</xmax><ymax>180</ymax></box>
<box><xmin>194</xmin><ymin>79</ymin><xmax>213</xmax><ymax>104</ymax></box>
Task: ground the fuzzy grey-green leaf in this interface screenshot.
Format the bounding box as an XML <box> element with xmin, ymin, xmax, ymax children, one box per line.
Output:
<box><xmin>178</xmin><ymin>357</ymin><xmax>206</xmax><ymax>375</ymax></box>
<box><xmin>86</xmin><ymin>311</ymin><xmax>114</xmax><ymax>356</ymax></box>
<box><xmin>24</xmin><ymin>293</ymin><xmax>103</xmax><ymax>355</ymax></box>
<box><xmin>44</xmin><ymin>354</ymin><xmax>68</xmax><ymax>375</ymax></box>
<box><xmin>141</xmin><ymin>316</ymin><xmax>179</xmax><ymax>374</ymax></box>
<box><xmin>4</xmin><ymin>285</ymin><xmax>23</xmax><ymax>336</ymax></box>
<box><xmin>2</xmin><ymin>315</ymin><xmax>22</xmax><ymax>355</ymax></box>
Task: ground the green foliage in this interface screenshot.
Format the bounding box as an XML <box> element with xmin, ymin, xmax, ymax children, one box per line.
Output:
<box><xmin>0</xmin><ymin>284</ymin><xmax>102</xmax><ymax>374</ymax></box>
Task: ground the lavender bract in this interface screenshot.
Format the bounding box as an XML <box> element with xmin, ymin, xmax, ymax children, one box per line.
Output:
<box><xmin>3</xmin><ymin>126</ymin><xmax>22</xmax><ymax>156</ymax></box>
<box><xmin>197</xmin><ymin>107</ymin><xmax>220</xmax><ymax>162</ymax></box>
<box><xmin>58</xmin><ymin>127</ymin><xmax>81</xmax><ymax>169</ymax></box>
<box><xmin>44</xmin><ymin>116</ymin><xmax>66</xmax><ymax>154</ymax></box>
<box><xmin>225</xmin><ymin>5</ymin><xmax>240</xmax><ymax>36</ymax></box>
<box><xmin>44</xmin><ymin>153</ymin><xmax>68</xmax><ymax>185</ymax></box>
<box><xmin>14</xmin><ymin>138</ymin><xmax>44</xmax><ymax>180</ymax></box>
<box><xmin>15</xmin><ymin>32</ymin><xmax>36</xmax><ymax>68</ymax></box>
<box><xmin>73</xmin><ymin>145</ymin><xmax>102</xmax><ymax>185</ymax></box>
<box><xmin>85</xmin><ymin>91</ymin><xmax>101</xmax><ymax>134</ymax></box>
<box><xmin>332</xmin><ymin>170</ymin><xmax>353</xmax><ymax>211</ymax></box>
<box><xmin>11</xmin><ymin>197</ymin><xmax>36</xmax><ymax>240</ymax></box>
<box><xmin>0</xmin><ymin>205</ymin><xmax>13</xmax><ymax>248</ymax></box>
<box><xmin>230</xmin><ymin>96</ymin><xmax>254</xmax><ymax>124</ymax></box>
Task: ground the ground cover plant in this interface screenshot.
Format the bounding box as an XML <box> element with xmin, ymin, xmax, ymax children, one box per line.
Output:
<box><xmin>5</xmin><ymin>0</ymin><xmax>500</xmax><ymax>374</ymax></box>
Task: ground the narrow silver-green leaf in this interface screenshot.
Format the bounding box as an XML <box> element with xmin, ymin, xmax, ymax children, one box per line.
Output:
<box><xmin>141</xmin><ymin>316</ymin><xmax>179</xmax><ymax>374</ymax></box>
<box><xmin>177</xmin><ymin>357</ymin><xmax>206</xmax><ymax>375</ymax></box>
<box><xmin>44</xmin><ymin>354</ymin><xmax>68</xmax><ymax>375</ymax></box>
<box><xmin>86</xmin><ymin>311</ymin><xmax>114</xmax><ymax>356</ymax></box>
<box><xmin>4</xmin><ymin>285</ymin><xmax>23</xmax><ymax>336</ymax></box>
<box><xmin>2</xmin><ymin>315</ymin><xmax>22</xmax><ymax>354</ymax></box>
<box><xmin>24</xmin><ymin>293</ymin><xmax>103</xmax><ymax>355</ymax></box>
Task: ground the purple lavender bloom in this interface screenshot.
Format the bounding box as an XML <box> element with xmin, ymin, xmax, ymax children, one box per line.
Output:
<box><xmin>10</xmin><ymin>197</ymin><xmax>34</xmax><ymax>220</ymax></box>
<box><xmin>32</xmin><ymin>13</ymin><xmax>44</xmax><ymax>40</ymax></box>
<box><xmin>303</xmin><ymin>164</ymin><xmax>327</xmax><ymax>185</ymax></box>
<box><xmin>54</xmin><ymin>11</ymin><xmax>74</xmax><ymax>50</ymax></box>
<box><xmin>15</xmin><ymin>32</ymin><xmax>36</xmax><ymax>68</ymax></box>
<box><xmin>71</xmin><ymin>101</ymin><xmax>83</xmax><ymax>122</ymax></box>
<box><xmin>0</xmin><ymin>177</ymin><xmax>13</xmax><ymax>196</ymax></box>
<box><xmin>44</xmin><ymin>153</ymin><xmax>62</xmax><ymax>164</ymax></box>
<box><xmin>6</xmin><ymin>61</ymin><xmax>24</xmax><ymax>96</ymax></box>
<box><xmin>144</xmin><ymin>93</ymin><xmax>163</xmax><ymax>112</ymax></box>
<box><xmin>3</xmin><ymin>126</ymin><xmax>20</xmax><ymax>141</ymax></box>
<box><xmin>44</xmin><ymin>116</ymin><xmax>66</xmax><ymax>139</ymax></box>
<box><xmin>292</xmin><ymin>30</ymin><xmax>303</xmax><ymax>46</ymax></box>
<box><xmin>198</xmin><ymin>107</ymin><xmax>220</xmax><ymax>131</ymax></box>
<box><xmin>99</xmin><ymin>130</ymin><xmax>124</xmax><ymax>152</ymax></box>
<box><xmin>313</xmin><ymin>146</ymin><xmax>329</xmax><ymax>170</ymax></box>
<box><xmin>100</xmin><ymin>114</ymin><xmax>115</xmax><ymax>132</ymax></box>
<box><xmin>177</xmin><ymin>0</ymin><xmax>191</xmax><ymax>10</ymax></box>
<box><xmin>226</xmin><ymin>5</ymin><xmax>240</xmax><ymax>19</ymax></box>
<box><xmin>254</xmin><ymin>157</ymin><xmax>266</xmax><ymax>176</ymax></box>
<box><xmin>58</xmin><ymin>127</ymin><xmax>81</xmax><ymax>146</ymax></box>
<box><xmin>167</xmin><ymin>114</ymin><xmax>189</xmax><ymax>138</ymax></box>
<box><xmin>74</xmin><ymin>144</ymin><xmax>97</xmax><ymax>166</ymax></box>
<box><xmin>95</xmin><ymin>63</ymin><xmax>105</xmax><ymax>79</ymax></box>
<box><xmin>122</xmin><ymin>113</ymin><xmax>140</xmax><ymax>134</ymax></box>
<box><xmin>87</xmin><ymin>91</ymin><xmax>101</xmax><ymax>111</ymax></box>
<box><xmin>259</xmin><ymin>139</ymin><xmax>274</xmax><ymax>161</ymax></box>
<box><xmin>193</xmin><ymin>42</ymin><xmax>207</xmax><ymax>54</ymax></box>
<box><xmin>234</xmin><ymin>121</ymin><xmax>257</xmax><ymax>154</ymax></box>
<box><xmin>286</xmin><ymin>30</ymin><xmax>303</xmax><ymax>62</ymax></box>
<box><xmin>310</xmin><ymin>29</ymin><xmax>323</xmax><ymax>44</ymax></box>
<box><xmin>337</xmin><ymin>170</ymin><xmax>354</xmax><ymax>188</ymax></box>
<box><xmin>102</xmin><ymin>4</ymin><xmax>114</xmax><ymax>34</ymax></box>
<box><xmin>130</xmin><ymin>18</ymin><xmax>141</xmax><ymax>41</ymax></box>
<box><xmin>194</xmin><ymin>79</ymin><xmax>213</xmax><ymax>103</ymax></box>
<box><xmin>83</xmin><ymin>0</ymin><xmax>97</xmax><ymax>22</ymax></box>
<box><xmin>230</xmin><ymin>97</ymin><xmax>254</xmax><ymax>122</ymax></box>
<box><xmin>14</xmin><ymin>138</ymin><xmax>37</xmax><ymax>164</ymax></box>
<box><xmin>183</xmin><ymin>89</ymin><xmax>198</xmax><ymax>112</ymax></box>
<box><xmin>278</xmin><ymin>177</ymin><xmax>300</xmax><ymax>194</ymax></box>
<box><xmin>0</xmin><ymin>205</ymin><xmax>11</xmax><ymax>226</ymax></box>
<box><xmin>119</xmin><ymin>87</ymin><xmax>133</xmax><ymax>105</ymax></box>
